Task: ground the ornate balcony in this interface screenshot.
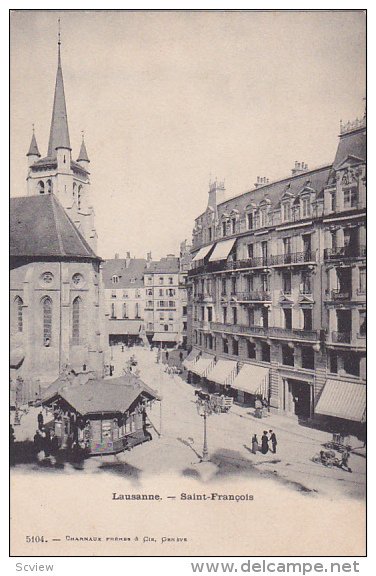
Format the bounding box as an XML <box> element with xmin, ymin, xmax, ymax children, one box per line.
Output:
<box><xmin>324</xmin><ymin>245</ymin><xmax>366</xmax><ymax>261</ymax></box>
<box><xmin>330</xmin><ymin>289</ymin><xmax>352</xmax><ymax>301</ymax></box>
<box><xmin>269</xmin><ymin>251</ymin><xmax>314</xmax><ymax>266</ymax></box>
<box><xmin>331</xmin><ymin>331</ymin><xmax>352</xmax><ymax>343</ymax></box>
<box><xmin>210</xmin><ymin>322</ymin><xmax>320</xmax><ymax>342</ymax></box>
<box><xmin>237</xmin><ymin>291</ymin><xmax>271</xmax><ymax>302</ymax></box>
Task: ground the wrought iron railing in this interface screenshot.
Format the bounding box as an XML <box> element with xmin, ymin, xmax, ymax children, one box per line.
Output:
<box><xmin>332</xmin><ymin>331</ymin><xmax>352</xmax><ymax>343</ymax></box>
<box><xmin>210</xmin><ymin>322</ymin><xmax>320</xmax><ymax>341</ymax></box>
<box><xmin>237</xmin><ymin>291</ymin><xmax>271</xmax><ymax>302</ymax></box>
<box><xmin>331</xmin><ymin>289</ymin><xmax>351</xmax><ymax>301</ymax></box>
<box><xmin>269</xmin><ymin>251</ymin><xmax>314</xmax><ymax>265</ymax></box>
<box><xmin>324</xmin><ymin>245</ymin><xmax>366</xmax><ymax>261</ymax></box>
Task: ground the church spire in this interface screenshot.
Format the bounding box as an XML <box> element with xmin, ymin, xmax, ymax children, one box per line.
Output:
<box><xmin>77</xmin><ymin>132</ymin><xmax>90</xmax><ymax>163</ymax></box>
<box><xmin>47</xmin><ymin>20</ymin><xmax>71</xmax><ymax>157</ymax></box>
<box><xmin>27</xmin><ymin>125</ymin><xmax>40</xmax><ymax>157</ymax></box>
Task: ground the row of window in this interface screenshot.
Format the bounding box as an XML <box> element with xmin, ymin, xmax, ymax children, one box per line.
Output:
<box><xmin>111</xmin><ymin>303</ymin><xmax>141</xmax><ymax>319</ymax></box>
<box><xmin>194</xmin><ymin>270</ymin><xmax>312</xmax><ymax>297</ymax></box>
<box><xmin>13</xmin><ymin>296</ymin><xmax>82</xmax><ymax>346</ymax></box>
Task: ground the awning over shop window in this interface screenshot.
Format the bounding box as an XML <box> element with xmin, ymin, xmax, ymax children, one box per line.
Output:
<box><xmin>108</xmin><ymin>320</ymin><xmax>142</xmax><ymax>335</ymax></box>
<box><xmin>152</xmin><ymin>333</ymin><xmax>178</xmax><ymax>343</ymax></box>
<box><xmin>189</xmin><ymin>354</ymin><xmax>215</xmax><ymax>377</ymax></box>
<box><xmin>315</xmin><ymin>379</ymin><xmax>366</xmax><ymax>422</ymax></box>
<box><xmin>207</xmin><ymin>359</ymin><xmax>238</xmax><ymax>386</ymax></box>
<box><xmin>183</xmin><ymin>348</ymin><xmax>201</xmax><ymax>370</ymax></box>
<box><xmin>209</xmin><ymin>238</ymin><xmax>236</xmax><ymax>262</ymax></box>
<box><xmin>232</xmin><ymin>363</ymin><xmax>269</xmax><ymax>396</ymax></box>
<box><xmin>192</xmin><ymin>244</ymin><xmax>214</xmax><ymax>262</ymax></box>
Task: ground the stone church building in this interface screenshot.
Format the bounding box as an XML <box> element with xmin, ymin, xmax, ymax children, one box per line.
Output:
<box><xmin>10</xmin><ymin>37</ymin><xmax>105</xmax><ymax>398</ymax></box>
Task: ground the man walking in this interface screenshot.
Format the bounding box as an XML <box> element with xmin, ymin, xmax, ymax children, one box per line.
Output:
<box><xmin>269</xmin><ymin>429</ymin><xmax>277</xmax><ymax>454</ymax></box>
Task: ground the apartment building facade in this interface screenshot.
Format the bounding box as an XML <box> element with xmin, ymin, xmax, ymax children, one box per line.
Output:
<box><xmin>187</xmin><ymin>115</ymin><xmax>366</xmax><ymax>428</ymax></box>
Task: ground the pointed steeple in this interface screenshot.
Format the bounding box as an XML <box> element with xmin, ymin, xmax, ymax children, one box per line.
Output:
<box><xmin>27</xmin><ymin>126</ymin><xmax>41</xmax><ymax>157</ymax></box>
<box><xmin>77</xmin><ymin>133</ymin><xmax>90</xmax><ymax>163</ymax></box>
<box><xmin>47</xmin><ymin>22</ymin><xmax>71</xmax><ymax>157</ymax></box>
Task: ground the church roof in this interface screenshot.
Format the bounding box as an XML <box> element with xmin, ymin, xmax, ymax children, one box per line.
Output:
<box><xmin>27</xmin><ymin>132</ymin><xmax>41</xmax><ymax>157</ymax></box>
<box><xmin>77</xmin><ymin>138</ymin><xmax>90</xmax><ymax>162</ymax></box>
<box><xmin>10</xmin><ymin>194</ymin><xmax>100</xmax><ymax>260</ymax></box>
<box><xmin>47</xmin><ymin>45</ymin><xmax>71</xmax><ymax>157</ymax></box>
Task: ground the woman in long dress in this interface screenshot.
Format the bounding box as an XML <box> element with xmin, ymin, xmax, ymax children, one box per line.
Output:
<box><xmin>251</xmin><ymin>434</ymin><xmax>259</xmax><ymax>454</ymax></box>
<box><xmin>261</xmin><ymin>431</ymin><xmax>269</xmax><ymax>454</ymax></box>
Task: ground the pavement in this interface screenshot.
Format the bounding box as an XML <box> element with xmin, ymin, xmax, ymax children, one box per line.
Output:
<box><xmin>11</xmin><ymin>345</ymin><xmax>366</xmax><ymax>500</ymax></box>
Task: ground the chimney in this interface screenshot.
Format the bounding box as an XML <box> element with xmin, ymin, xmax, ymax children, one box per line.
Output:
<box><xmin>208</xmin><ymin>179</ymin><xmax>226</xmax><ymax>209</ymax></box>
<box><xmin>125</xmin><ymin>251</ymin><xmax>131</xmax><ymax>268</ymax></box>
<box><xmin>147</xmin><ymin>251</ymin><xmax>152</xmax><ymax>262</ymax></box>
<box><xmin>114</xmin><ymin>253</ymin><xmax>119</xmax><ymax>260</ymax></box>
<box><xmin>254</xmin><ymin>176</ymin><xmax>269</xmax><ymax>188</ymax></box>
<box><xmin>291</xmin><ymin>161</ymin><xmax>309</xmax><ymax>176</ymax></box>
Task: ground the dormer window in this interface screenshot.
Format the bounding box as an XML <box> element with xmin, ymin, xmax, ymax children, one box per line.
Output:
<box><xmin>38</xmin><ymin>180</ymin><xmax>45</xmax><ymax>195</ymax></box>
<box><xmin>222</xmin><ymin>221</ymin><xmax>227</xmax><ymax>237</ymax></box>
<box><xmin>112</xmin><ymin>275</ymin><xmax>119</xmax><ymax>284</ymax></box>
<box><xmin>282</xmin><ymin>202</ymin><xmax>291</xmax><ymax>222</ymax></box>
<box><xmin>301</xmin><ymin>197</ymin><xmax>311</xmax><ymax>218</ymax></box>
<box><xmin>46</xmin><ymin>179</ymin><xmax>52</xmax><ymax>194</ymax></box>
<box><xmin>260</xmin><ymin>207</ymin><xmax>268</xmax><ymax>227</ymax></box>
<box><xmin>247</xmin><ymin>212</ymin><xmax>254</xmax><ymax>230</ymax></box>
<box><xmin>231</xmin><ymin>218</ymin><xmax>236</xmax><ymax>234</ymax></box>
<box><xmin>344</xmin><ymin>187</ymin><xmax>358</xmax><ymax>209</ymax></box>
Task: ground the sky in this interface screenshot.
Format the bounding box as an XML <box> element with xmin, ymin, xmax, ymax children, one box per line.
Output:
<box><xmin>10</xmin><ymin>10</ymin><xmax>366</xmax><ymax>260</ymax></box>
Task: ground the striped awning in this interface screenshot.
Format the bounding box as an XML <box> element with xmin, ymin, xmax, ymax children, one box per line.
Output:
<box><xmin>192</xmin><ymin>244</ymin><xmax>214</xmax><ymax>262</ymax></box>
<box><xmin>209</xmin><ymin>238</ymin><xmax>236</xmax><ymax>262</ymax></box>
<box><xmin>207</xmin><ymin>359</ymin><xmax>238</xmax><ymax>386</ymax></box>
<box><xmin>183</xmin><ymin>348</ymin><xmax>200</xmax><ymax>370</ymax></box>
<box><xmin>315</xmin><ymin>379</ymin><xmax>366</xmax><ymax>422</ymax></box>
<box><xmin>189</xmin><ymin>354</ymin><xmax>215</xmax><ymax>377</ymax></box>
<box><xmin>152</xmin><ymin>333</ymin><xmax>177</xmax><ymax>342</ymax></box>
<box><xmin>232</xmin><ymin>363</ymin><xmax>269</xmax><ymax>396</ymax></box>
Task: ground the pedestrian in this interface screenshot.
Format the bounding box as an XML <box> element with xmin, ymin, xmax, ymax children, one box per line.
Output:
<box><xmin>37</xmin><ymin>410</ymin><xmax>44</xmax><ymax>430</ymax></box>
<box><xmin>254</xmin><ymin>398</ymin><xmax>262</xmax><ymax>419</ymax></box>
<box><xmin>166</xmin><ymin>351</ymin><xmax>169</xmax><ymax>362</ymax></box>
<box><xmin>251</xmin><ymin>434</ymin><xmax>259</xmax><ymax>454</ymax></box>
<box><xmin>340</xmin><ymin>449</ymin><xmax>352</xmax><ymax>473</ymax></box>
<box><xmin>179</xmin><ymin>351</ymin><xmax>184</xmax><ymax>362</ymax></box>
<box><xmin>269</xmin><ymin>429</ymin><xmax>277</xmax><ymax>454</ymax></box>
<box><xmin>261</xmin><ymin>431</ymin><xmax>269</xmax><ymax>454</ymax></box>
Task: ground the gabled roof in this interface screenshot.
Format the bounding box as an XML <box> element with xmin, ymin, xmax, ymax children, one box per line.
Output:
<box><xmin>102</xmin><ymin>258</ymin><xmax>148</xmax><ymax>288</ymax></box>
<box><xmin>147</xmin><ymin>257</ymin><xmax>180</xmax><ymax>274</ymax></box>
<box><xmin>10</xmin><ymin>194</ymin><xmax>99</xmax><ymax>260</ymax></box>
<box><xmin>43</xmin><ymin>375</ymin><xmax>161</xmax><ymax>415</ymax></box>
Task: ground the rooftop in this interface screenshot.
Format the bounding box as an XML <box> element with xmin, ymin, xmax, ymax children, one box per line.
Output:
<box><xmin>10</xmin><ymin>194</ymin><xmax>100</xmax><ymax>260</ymax></box>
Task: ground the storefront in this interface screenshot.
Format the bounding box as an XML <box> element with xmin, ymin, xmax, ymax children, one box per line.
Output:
<box><xmin>42</xmin><ymin>375</ymin><xmax>161</xmax><ymax>455</ymax></box>
<box><xmin>231</xmin><ymin>363</ymin><xmax>270</xmax><ymax>405</ymax></box>
<box><xmin>282</xmin><ymin>377</ymin><xmax>313</xmax><ymax>419</ymax></box>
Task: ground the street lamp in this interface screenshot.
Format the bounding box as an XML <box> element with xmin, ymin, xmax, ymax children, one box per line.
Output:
<box><xmin>196</xmin><ymin>397</ymin><xmax>214</xmax><ymax>462</ymax></box>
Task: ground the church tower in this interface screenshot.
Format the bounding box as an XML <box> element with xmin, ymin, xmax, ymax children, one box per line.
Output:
<box><xmin>26</xmin><ymin>26</ymin><xmax>98</xmax><ymax>251</ymax></box>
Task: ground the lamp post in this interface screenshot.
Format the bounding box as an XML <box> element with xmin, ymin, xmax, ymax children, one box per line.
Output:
<box><xmin>196</xmin><ymin>397</ymin><xmax>213</xmax><ymax>462</ymax></box>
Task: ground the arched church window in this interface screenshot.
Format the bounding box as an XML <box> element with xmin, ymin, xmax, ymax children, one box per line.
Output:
<box><xmin>14</xmin><ymin>296</ymin><xmax>23</xmax><ymax>332</ymax></box>
<box><xmin>46</xmin><ymin>179</ymin><xmax>52</xmax><ymax>194</ymax></box>
<box><xmin>78</xmin><ymin>185</ymin><xmax>82</xmax><ymax>210</ymax></box>
<box><xmin>72</xmin><ymin>297</ymin><xmax>81</xmax><ymax>345</ymax></box>
<box><xmin>38</xmin><ymin>181</ymin><xmax>45</xmax><ymax>195</ymax></box>
<box><xmin>42</xmin><ymin>296</ymin><xmax>52</xmax><ymax>346</ymax></box>
<box><xmin>73</xmin><ymin>182</ymin><xmax>77</xmax><ymax>200</ymax></box>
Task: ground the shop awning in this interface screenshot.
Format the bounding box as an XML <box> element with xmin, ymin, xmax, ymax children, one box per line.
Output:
<box><xmin>315</xmin><ymin>379</ymin><xmax>366</xmax><ymax>422</ymax></box>
<box><xmin>183</xmin><ymin>348</ymin><xmax>201</xmax><ymax>370</ymax></box>
<box><xmin>152</xmin><ymin>333</ymin><xmax>178</xmax><ymax>342</ymax></box>
<box><xmin>108</xmin><ymin>320</ymin><xmax>142</xmax><ymax>335</ymax></box>
<box><xmin>207</xmin><ymin>359</ymin><xmax>238</xmax><ymax>386</ymax></box>
<box><xmin>209</xmin><ymin>238</ymin><xmax>236</xmax><ymax>262</ymax></box>
<box><xmin>232</xmin><ymin>364</ymin><xmax>269</xmax><ymax>396</ymax></box>
<box><xmin>192</xmin><ymin>243</ymin><xmax>214</xmax><ymax>262</ymax></box>
<box><xmin>189</xmin><ymin>354</ymin><xmax>215</xmax><ymax>377</ymax></box>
